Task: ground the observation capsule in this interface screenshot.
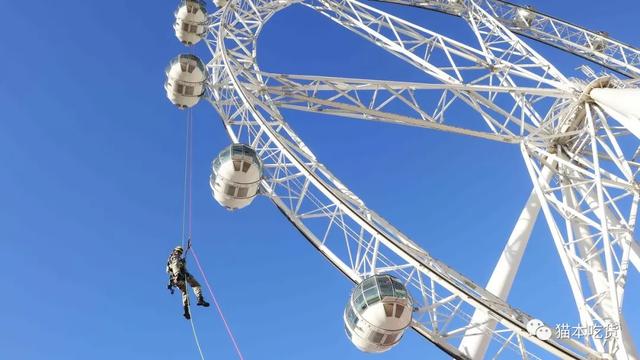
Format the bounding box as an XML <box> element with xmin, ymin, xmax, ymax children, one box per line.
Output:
<box><xmin>210</xmin><ymin>144</ymin><xmax>263</xmax><ymax>210</ymax></box>
<box><xmin>165</xmin><ymin>54</ymin><xmax>207</xmax><ymax>109</ymax></box>
<box><xmin>174</xmin><ymin>0</ymin><xmax>208</xmax><ymax>46</ymax></box>
<box><xmin>344</xmin><ymin>275</ymin><xmax>413</xmax><ymax>353</ymax></box>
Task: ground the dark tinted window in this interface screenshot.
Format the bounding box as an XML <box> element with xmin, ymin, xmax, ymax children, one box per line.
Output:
<box><xmin>237</xmin><ymin>187</ymin><xmax>248</xmax><ymax>198</ymax></box>
<box><xmin>378</xmin><ymin>276</ymin><xmax>394</xmax><ymax>297</ymax></box>
<box><xmin>369</xmin><ymin>331</ymin><xmax>384</xmax><ymax>343</ymax></box>
<box><xmin>364</xmin><ymin>287</ymin><xmax>380</xmax><ymax>305</ymax></box>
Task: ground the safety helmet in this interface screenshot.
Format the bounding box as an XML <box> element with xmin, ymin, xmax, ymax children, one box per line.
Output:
<box><xmin>174</xmin><ymin>246</ymin><xmax>184</xmax><ymax>253</ymax></box>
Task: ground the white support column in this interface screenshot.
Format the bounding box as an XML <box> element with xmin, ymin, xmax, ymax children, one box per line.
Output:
<box><xmin>590</xmin><ymin>88</ymin><xmax>640</xmax><ymax>139</ymax></box>
<box><xmin>459</xmin><ymin>167</ymin><xmax>553</xmax><ymax>359</ymax></box>
<box><xmin>632</xmin><ymin>240</ymin><xmax>640</xmax><ymax>274</ymax></box>
<box><xmin>573</xmin><ymin>178</ymin><xmax>639</xmax><ymax>360</ymax></box>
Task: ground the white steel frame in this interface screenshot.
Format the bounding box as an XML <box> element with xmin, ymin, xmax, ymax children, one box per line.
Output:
<box><xmin>199</xmin><ymin>0</ymin><xmax>640</xmax><ymax>358</ymax></box>
<box><xmin>375</xmin><ymin>0</ymin><xmax>640</xmax><ymax>78</ymax></box>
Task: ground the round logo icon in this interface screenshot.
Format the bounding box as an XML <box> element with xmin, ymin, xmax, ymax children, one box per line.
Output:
<box><xmin>535</xmin><ymin>325</ymin><xmax>552</xmax><ymax>341</ymax></box>
<box><xmin>526</xmin><ymin>319</ymin><xmax>544</xmax><ymax>336</ymax></box>
<box><xmin>526</xmin><ymin>319</ymin><xmax>552</xmax><ymax>340</ymax></box>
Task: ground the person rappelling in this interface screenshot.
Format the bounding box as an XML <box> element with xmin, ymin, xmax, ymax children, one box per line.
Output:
<box><xmin>167</xmin><ymin>244</ymin><xmax>210</xmax><ymax>319</ymax></box>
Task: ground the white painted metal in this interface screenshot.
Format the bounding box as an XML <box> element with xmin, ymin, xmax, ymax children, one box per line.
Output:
<box><xmin>190</xmin><ymin>0</ymin><xmax>640</xmax><ymax>358</ymax></box>
<box><xmin>459</xmin><ymin>167</ymin><xmax>552</xmax><ymax>359</ymax></box>
<box><xmin>590</xmin><ymin>88</ymin><xmax>640</xmax><ymax>139</ymax></box>
<box><xmin>374</xmin><ymin>0</ymin><xmax>640</xmax><ymax>78</ymax></box>
<box><xmin>521</xmin><ymin>112</ymin><xmax>640</xmax><ymax>359</ymax></box>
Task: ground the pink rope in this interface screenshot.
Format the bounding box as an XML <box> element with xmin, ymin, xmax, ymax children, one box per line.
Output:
<box><xmin>190</xmin><ymin>247</ymin><xmax>245</xmax><ymax>360</ymax></box>
<box><xmin>188</xmin><ymin>110</ymin><xmax>194</xmax><ymax>239</ymax></box>
<box><xmin>182</xmin><ymin>111</ymin><xmax>243</xmax><ymax>359</ymax></box>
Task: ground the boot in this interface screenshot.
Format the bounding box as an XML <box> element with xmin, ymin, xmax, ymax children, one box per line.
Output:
<box><xmin>197</xmin><ymin>296</ymin><xmax>210</xmax><ymax>307</ymax></box>
<box><xmin>183</xmin><ymin>305</ymin><xmax>191</xmax><ymax>320</ymax></box>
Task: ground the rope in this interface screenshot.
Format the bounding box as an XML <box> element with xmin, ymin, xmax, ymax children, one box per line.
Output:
<box><xmin>188</xmin><ymin>310</ymin><xmax>206</xmax><ymax>360</ymax></box>
<box><xmin>178</xmin><ymin>108</ymin><xmax>205</xmax><ymax>359</ymax></box>
<box><xmin>180</xmin><ymin>111</ymin><xmax>189</xmax><ymax>248</ymax></box>
<box><xmin>187</xmin><ymin>108</ymin><xmax>194</xmax><ymax>244</ymax></box>
<box><xmin>191</xmin><ymin>247</ymin><xmax>245</xmax><ymax>360</ymax></box>
<box><xmin>181</xmin><ymin>109</ymin><xmax>194</xmax><ymax>249</ymax></box>
<box><xmin>178</xmin><ymin>109</ymin><xmax>244</xmax><ymax>359</ymax></box>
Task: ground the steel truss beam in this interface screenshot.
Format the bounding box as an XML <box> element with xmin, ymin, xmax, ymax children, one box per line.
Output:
<box><xmin>249</xmin><ymin>72</ymin><xmax>571</xmax><ymax>143</ymax></box>
<box><xmin>373</xmin><ymin>0</ymin><xmax>640</xmax><ymax>78</ymax></box>
<box><xmin>521</xmin><ymin>101</ymin><xmax>639</xmax><ymax>359</ymax></box>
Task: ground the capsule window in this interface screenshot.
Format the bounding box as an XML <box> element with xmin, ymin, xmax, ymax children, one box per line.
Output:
<box><xmin>378</xmin><ymin>276</ymin><xmax>394</xmax><ymax>298</ymax></box>
<box><xmin>237</xmin><ymin>187</ymin><xmax>248</xmax><ymax>198</ymax></box>
<box><xmin>232</xmin><ymin>145</ymin><xmax>243</xmax><ymax>156</ymax></box>
<box><xmin>369</xmin><ymin>331</ymin><xmax>384</xmax><ymax>343</ymax></box>
<box><xmin>241</xmin><ymin>161</ymin><xmax>251</xmax><ymax>173</ymax></box>
<box><xmin>221</xmin><ymin>148</ymin><xmax>231</xmax><ymax>161</ymax></box>
<box><xmin>346</xmin><ymin>307</ymin><xmax>357</xmax><ymax>326</ymax></box>
<box><xmin>359</xmin><ymin>302</ymin><xmax>367</xmax><ymax>312</ymax></box>
<box><xmin>244</xmin><ymin>147</ymin><xmax>257</xmax><ymax>159</ymax></box>
<box><xmin>383</xmin><ymin>333</ymin><xmax>398</xmax><ymax>345</ymax></box>
<box><xmin>364</xmin><ymin>287</ymin><xmax>380</xmax><ymax>305</ymax></box>
<box><xmin>190</xmin><ymin>24</ymin><xmax>198</xmax><ymax>33</ymax></box>
<box><xmin>187</xmin><ymin>64</ymin><xmax>196</xmax><ymax>73</ymax></box>
<box><xmin>185</xmin><ymin>86</ymin><xmax>194</xmax><ymax>96</ymax></box>
<box><xmin>362</xmin><ymin>277</ymin><xmax>376</xmax><ymax>291</ymax></box>
<box><xmin>176</xmin><ymin>84</ymin><xmax>185</xmax><ymax>94</ymax></box>
<box><xmin>391</xmin><ymin>279</ymin><xmax>407</xmax><ymax>298</ymax></box>
<box><xmin>233</xmin><ymin>160</ymin><xmax>241</xmax><ymax>171</ymax></box>
<box><xmin>225</xmin><ymin>184</ymin><xmax>236</xmax><ymax>196</ymax></box>
<box><xmin>180</xmin><ymin>62</ymin><xmax>187</xmax><ymax>72</ymax></box>
<box><xmin>383</xmin><ymin>303</ymin><xmax>394</xmax><ymax>317</ymax></box>
<box><xmin>395</xmin><ymin>304</ymin><xmax>404</xmax><ymax>318</ymax></box>
<box><xmin>344</xmin><ymin>325</ymin><xmax>352</xmax><ymax>340</ymax></box>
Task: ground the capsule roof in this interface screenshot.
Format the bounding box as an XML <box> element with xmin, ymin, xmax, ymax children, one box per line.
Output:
<box><xmin>212</xmin><ymin>143</ymin><xmax>262</xmax><ymax>172</ymax></box>
<box><xmin>179</xmin><ymin>0</ymin><xmax>206</xmax><ymax>8</ymax></box>
<box><xmin>174</xmin><ymin>0</ymin><xmax>208</xmax><ymax>21</ymax></box>
<box><xmin>166</xmin><ymin>54</ymin><xmax>207</xmax><ymax>75</ymax></box>
<box><xmin>352</xmin><ymin>274</ymin><xmax>411</xmax><ymax>312</ymax></box>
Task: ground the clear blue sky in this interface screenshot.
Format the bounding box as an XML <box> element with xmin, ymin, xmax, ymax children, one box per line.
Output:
<box><xmin>1</xmin><ymin>0</ymin><xmax>639</xmax><ymax>359</ymax></box>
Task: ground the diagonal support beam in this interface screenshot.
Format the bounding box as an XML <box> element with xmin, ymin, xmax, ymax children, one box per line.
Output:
<box><xmin>459</xmin><ymin>167</ymin><xmax>552</xmax><ymax>359</ymax></box>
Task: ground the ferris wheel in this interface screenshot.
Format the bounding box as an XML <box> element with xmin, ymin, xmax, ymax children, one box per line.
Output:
<box><xmin>164</xmin><ymin>0</ymin><xmax>640</xmax><ymax>358</ymax></box>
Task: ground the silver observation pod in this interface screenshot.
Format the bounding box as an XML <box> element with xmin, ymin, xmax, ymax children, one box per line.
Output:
<box><xmin>174</xmin><ymin>0</ymin><xmax>208</xmax><ymax>46</ymax></box>
<box><xmin>165</xmin><ymin>54</ymin><xmax>207</xmax><ymax>109</ymax></box>
<box><xmin>210</xmin><ymin>144</ymin><xmax>263</xmax><ymax>210</ymax></box>
<box><xmin>344</xmin><ymin>275</ymin><xmax>413</xmax><ymax>353</ymax></box>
